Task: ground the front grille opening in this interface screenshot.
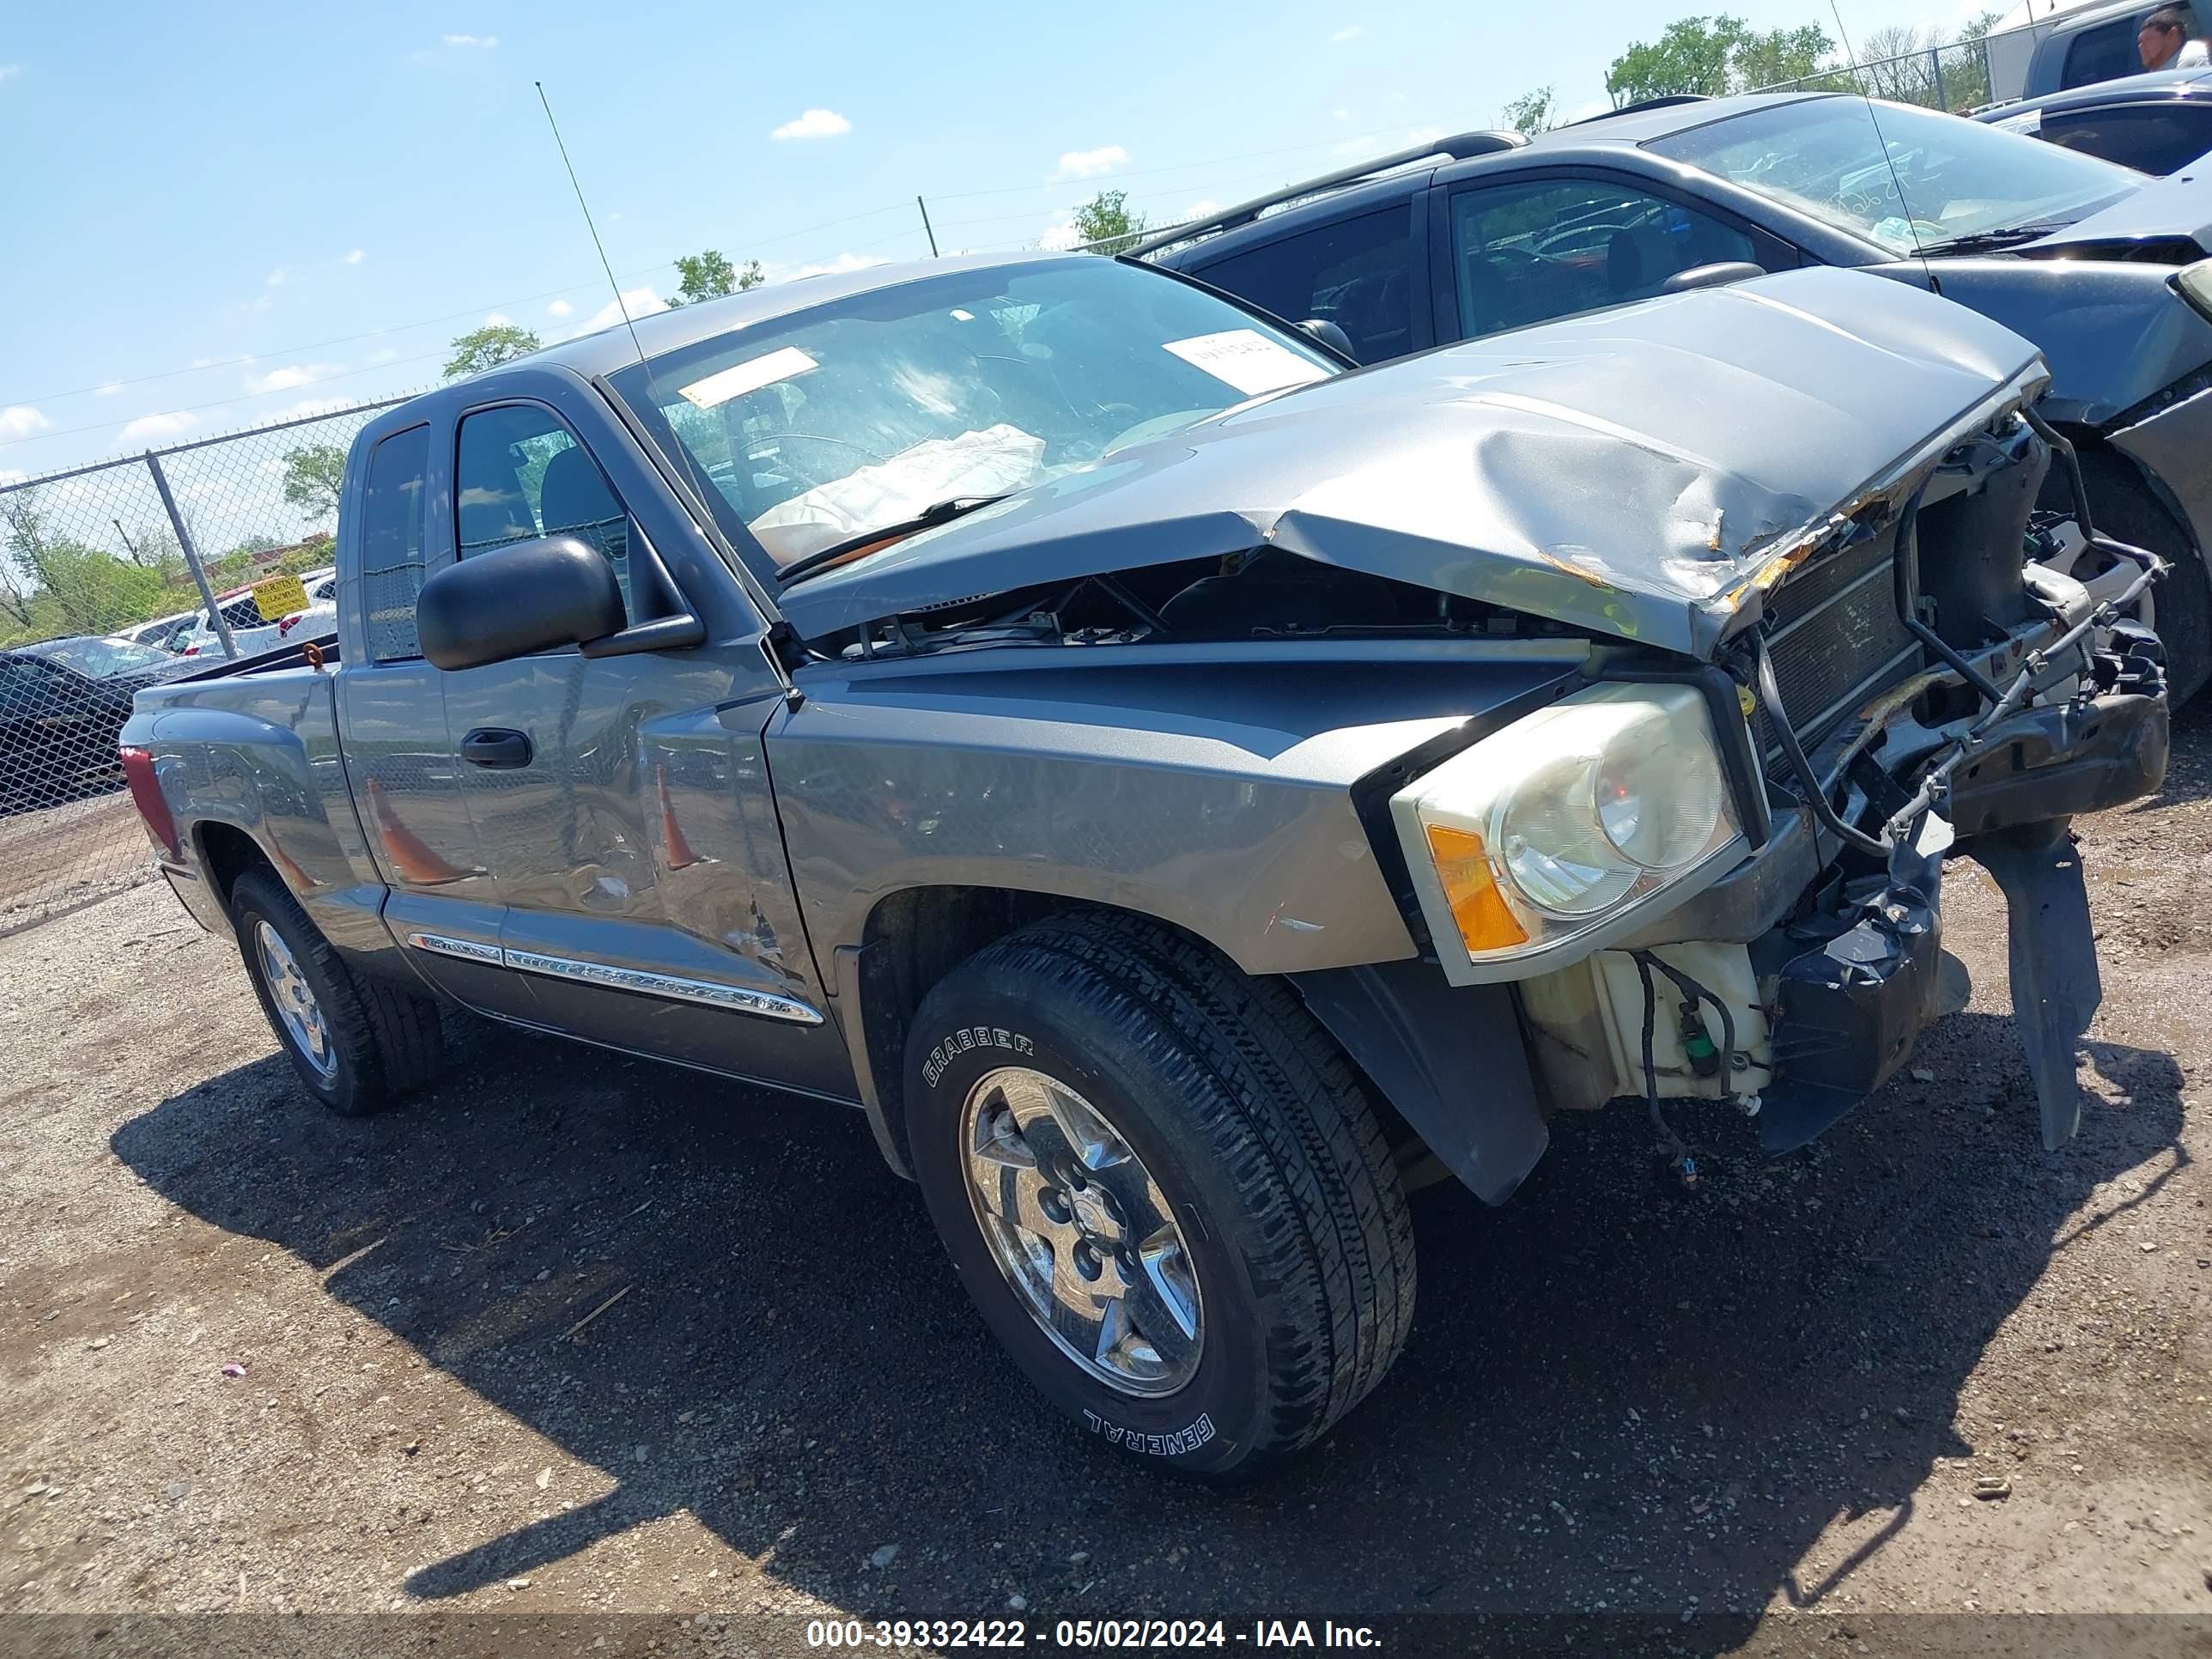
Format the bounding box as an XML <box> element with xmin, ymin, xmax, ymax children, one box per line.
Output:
<box><xmin>1753</xmin><ymin>530</ymin><xmax>1923</xmax><ymax>764</ymax></box>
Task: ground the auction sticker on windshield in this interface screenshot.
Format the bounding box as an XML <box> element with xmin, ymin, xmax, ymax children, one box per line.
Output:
<box><xmin>678</xmin><ymin>345</ymin><xmax>818</xmax><ymax>410</ymax></box>
<box><xmin>1163</xmin><ymin>329</ymin><xmax>1330</xmax><ymax>397</ymax></box>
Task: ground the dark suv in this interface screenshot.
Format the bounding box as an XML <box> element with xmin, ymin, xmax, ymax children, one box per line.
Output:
<box><xmin>1147</xmin><ymin>94</ymin><xmax>2212</xmax><ymax>699</ymax></box>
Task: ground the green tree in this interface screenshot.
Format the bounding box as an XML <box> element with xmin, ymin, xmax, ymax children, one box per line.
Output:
<box><xmin>443</xmin><ymin>323</ymin><xmax>543</xmax><ymax>380</ymax></box>
<box><xmin>1070</xmin><ymin>189</ymin><xmax>1147</xmax><ymax>255</ymax></box>
<box><xmin>1609</xmin><ymin>15</ymin><xmax>1747</xmax><ymax>101</ymax></box>
<box><xmin>1948</xmin><ymin>9</ymin><xmax>2008</xmax><ymax>107</ymax></box>
<box><xmin>1730</xmin><ymin>22</ymin><xmax>1832</xmax><ymax>91</ymax></box>
<box><xmin>279</xmin><ymin>442</ymin><xmax>349</xmax><ymax>522</ymax></box>
<box><xmin>668</xmin><ymin>250</ymin><xmax>767</xmax><ymax>307</ymax></box>
<box><xmin>1607</xmin><ymin>15</ymin><xmax>1832</xmax><ymax>104</ymax></box>
<box><xmin>1502</xmin><ymin>86</ymin><xmax>1559</xmax><ymax>135</ymax></box>
<box><xmin>0</xmin><ymin>490</ymin><xmax>169</xmax><ymax>635</ymax></box>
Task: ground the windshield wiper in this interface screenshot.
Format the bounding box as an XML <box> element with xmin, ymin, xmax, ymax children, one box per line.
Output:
<box><xmin>1913</xmin><ymin>220</ymin><xmax>2075</xmax><ymax>258</ymax></box>
<box><xmin>775</xmin><ymin>495</ymin><xmax>1012</xmax><ymax>587</ymax></box>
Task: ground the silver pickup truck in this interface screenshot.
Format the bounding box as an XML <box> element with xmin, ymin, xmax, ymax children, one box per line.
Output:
<box><xmin>121</xmin><ymin>253</ymin><xmax>2169</xmax><ymax>1475</ymax></box>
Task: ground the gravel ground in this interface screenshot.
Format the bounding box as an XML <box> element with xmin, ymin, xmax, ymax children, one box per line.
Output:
<box><xmin>2</xmin><ymin>707</ymin><xmax>2208</xmax><ymax>1657</ymax></box>
<box><xmin>0</xmin><ymin>788</ymin><xmax>153</xmax><ymax>935</ymax></box>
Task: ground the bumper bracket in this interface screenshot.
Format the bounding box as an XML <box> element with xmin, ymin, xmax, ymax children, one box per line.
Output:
<box><xmin>1971</xmin><ymin>818</ymin><xmax>2102</xmax><ymax>1151</ymax></box>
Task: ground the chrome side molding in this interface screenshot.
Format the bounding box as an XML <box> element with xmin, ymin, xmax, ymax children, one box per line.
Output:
<box><xmin>405</xmin><ymin>930</ymin><xmax>502</xmax><ymax>964</ymax></box>
<box><xmin>403</xmin><ymin>931</ymin><xmax>823</xmax><ymax>1025</ymax></box>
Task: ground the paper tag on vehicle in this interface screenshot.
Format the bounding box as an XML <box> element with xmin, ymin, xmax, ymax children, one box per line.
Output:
<box><xmin>1162</xmin><ymin>330</ymin><xmax>1330</xmax><ymax>397</ymax></box>
<box><xmin>678</xmin><ymin>346</ymin><xmax>818</xmax><ymax>410</ymax></box>
<box><xmin>250</xmin><ymin>573</ymin><xmax>308</xmax><ymax>622</ymax></box>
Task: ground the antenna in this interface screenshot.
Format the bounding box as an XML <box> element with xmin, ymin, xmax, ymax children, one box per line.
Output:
<box><xmin>537</xmin><ymin>82</ymin><xmax>654</xmax><ymax>368</ymax></box>
<box><xmin>1815</xmin><ymin>13</ymin><xmax>1933</xmax><ymax>284</ymax></box>
<box><xmin>532</xmin><ymin>82</ymin><xmax>803</xmax><ymax>694</ymax></box>
<box><xmin>1828</xmin><ymin>1</ymin><xmax>1863</xmax><ymax>93</ymax></box>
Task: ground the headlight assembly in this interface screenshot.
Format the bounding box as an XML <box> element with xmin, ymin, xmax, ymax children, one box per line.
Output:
<box><xmin>1390</xmin><ymin>683</ymin><xmax>1746</xmax><ymax>982</ymax></box>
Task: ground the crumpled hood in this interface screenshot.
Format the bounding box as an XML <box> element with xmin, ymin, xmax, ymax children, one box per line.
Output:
<box><xmin>776</xmin><ymin>266</ymin><xmax>2044</xmax><ymax>658</ymax></box>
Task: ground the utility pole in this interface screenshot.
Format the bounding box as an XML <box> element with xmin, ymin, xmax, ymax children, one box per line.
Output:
<box><xmin>916</xmin><ymin>194</ymin><xmax>940</xmax><ymax>258</ymax></box>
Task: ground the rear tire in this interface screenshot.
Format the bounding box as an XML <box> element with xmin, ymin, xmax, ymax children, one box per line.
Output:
<box><xmin>904</xmin><ymin>912</ymin><xmax>1415</xmax><ymax>1477</ymax></box>
<box><xmin>229</xmin><ymin>868</ymin><xmax>444</xmax><ymax>1116</ymax></box>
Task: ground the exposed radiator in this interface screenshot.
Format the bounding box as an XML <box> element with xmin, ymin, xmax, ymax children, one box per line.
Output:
<box><xmin>1757</xmin><ymin>532</ymin><xmax>1922</xmax><ymax>760</ymax></box>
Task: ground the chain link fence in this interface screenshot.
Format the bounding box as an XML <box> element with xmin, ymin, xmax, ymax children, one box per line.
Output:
<box><xmin>1757</xmin><ymin>35</ymin><xmax>2001</xmax><ymax>114</ymax></box>
<box><xmin>0</xmin><ymin>394</ymin><xmax>418</xmax><ymax>933</ymax></box>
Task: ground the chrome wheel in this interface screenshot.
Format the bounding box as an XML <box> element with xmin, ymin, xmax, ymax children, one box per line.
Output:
<box><xmin>959</xmin><ymin>1066</ymin><xmax>1203</xmax><ymax>1397</ymax></box>
<box><xmin>255</xmin><ymin>920</ymin><xmax>337</xmax><ymax>1080</ymax></box>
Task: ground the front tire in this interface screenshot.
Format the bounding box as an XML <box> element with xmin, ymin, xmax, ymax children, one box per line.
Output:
<box><xmin>2075</xmin><ymin>445</ymin><xmax>2212</xmax><ymax>703</ymax></box>
<box><xmin>904</xmin><ymin>914</ymin><xmax>1415</xmax><ymax>1477</ymax></box>
<box><xmin>229</xmin><ymin>868</ymin><xmax>444</xmax><ymax>1116</ymax></box>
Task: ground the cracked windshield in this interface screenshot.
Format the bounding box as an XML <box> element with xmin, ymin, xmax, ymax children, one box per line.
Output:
<box><xmin>611</xmin><ymin>258</ymin><xmax>1334</xmax><ymax>574</ymax></box>
<box><xmin>1650</xmin><ymin>98</ymin><xmax>2141</xmax><ymax>258</ymax></box>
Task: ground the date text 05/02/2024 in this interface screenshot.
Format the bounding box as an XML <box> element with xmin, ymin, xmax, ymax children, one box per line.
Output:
<box><xmin>804</xmin><ymin>1619</ymin><xmax>1383</xmax><ymax>1649</ymax></box>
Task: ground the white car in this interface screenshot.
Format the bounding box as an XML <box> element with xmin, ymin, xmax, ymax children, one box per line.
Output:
<box><xmin>174</xmin><ymin>571</ymin><xmax>340</xmax><ymax>659</ymax></box>
<box><xmin>126</xmin><ymin>609</ymin><xmax>201</xmax><ymax>652</ymax></box>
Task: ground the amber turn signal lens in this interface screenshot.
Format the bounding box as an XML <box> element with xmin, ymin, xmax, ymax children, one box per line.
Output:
<box><xmin>1422</xmin><ymin>823</ymin><xmax>1528</xmax><ymax>951</ymax></box>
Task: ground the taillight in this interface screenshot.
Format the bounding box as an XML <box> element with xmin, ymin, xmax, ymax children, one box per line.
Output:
<box><xmin>118</xmin><ymin>745</ymin><xmax>179</xmax><ymax>857</ymax></box>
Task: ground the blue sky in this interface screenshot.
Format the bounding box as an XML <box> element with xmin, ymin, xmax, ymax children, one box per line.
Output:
<box><xmin>2</xmin><ymin>0</ymin><xmax>2025</xmax><ymax>479</ymax></box>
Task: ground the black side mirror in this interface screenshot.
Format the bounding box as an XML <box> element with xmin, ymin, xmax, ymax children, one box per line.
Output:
<box><xmin>1660</xmin><ymin>261</ymin><xmax>1765</xmax><ymax>295</ymax></box>
<box><xmin>417</xmin><ymin>536</ymin><xmax>628</xmax><ymax>672</ymax></box>
<box><xmin>1299</xmin><ymin>317</ymin><xmax>1357</xmax><ymax>360</ymax></box>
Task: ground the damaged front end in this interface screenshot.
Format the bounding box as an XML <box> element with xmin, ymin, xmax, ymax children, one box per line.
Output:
<box><xmin>1415</xmin><ymin>398</ymin><xmax>2170</xmax><ymax>1174</ymax></box>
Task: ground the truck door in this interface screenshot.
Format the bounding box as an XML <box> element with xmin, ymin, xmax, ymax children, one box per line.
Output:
<box><xmin>334</xmin><ymin>422</ymin><xmax>518</xmax><ymax>1015</ymax></box>
<box><xmin>434</xmin><ymin>388</ymin><xmax>848</xmax><ymax>1099</ymax></box>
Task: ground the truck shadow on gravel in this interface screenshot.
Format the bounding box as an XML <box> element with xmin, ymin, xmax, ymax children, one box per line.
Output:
<box><xmin>110</xmin><ymin>1006</ymin><xmax>2183</xmax><ymax>1634</ymax></box>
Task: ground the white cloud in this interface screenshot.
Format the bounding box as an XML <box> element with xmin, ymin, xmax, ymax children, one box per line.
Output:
<box><xmin>442</xmin><ymin>33</ymin><xmax>498</xmax><ymax>46</ymax></box>
<box><xmin>266</xmin><ymin>397</ymin><xmax>353</xmax><ymax>421</ymax></box>
<box><xmin>1176</xmin><ymin>198</ymin><xmax>1221</xmax><ymax>227</ymax></box>
<box><xmin>366</xmin><ymin>347</ymin><xmax>398</xmax><ymax>363</ymax></box>
<box><xmin>1330</xmin><ymin>24</ymin><xmax>1366</xmax><ymax>42</ymax></box>
<box><xmin>1404</xmin><ymin>124</ymin><xmax>1447</xmax><ymax>147</ymax></box>
<box><xmin>118</xmin><ymin>411</ymin><xmax>197</xmax><ymax>446</ymax></box>
<box><xmin>573</xmin><ymin>285</ymin><xmax>669</xmax><ymax>336</ymax></box>
<box><xmin>483</xmin><ymin>311</ymin><xmax>514</xmax><ymax>327</ymax></box>
<box><xmin>94</xmin><ymin>381</ymin><xmax>123</xmax><ymax>397</ymax></box>
<box><xmin>1054</xmin><ymin>143</ymin><xmax>1127</xmax><ymax>180</ymax></box>
<box><xmin>247</xmin><ymin>363</ymin><xmax>342</xmax><ymax>393</ymax></box>
<box><xmin>343</xmin><ymin>248</ymin><xmax>366</xmax><ymax>264</ymax></box>
<box><xmin>1038</xmin><ymin>217</ymin><xmax>1084</xmax><ymax>252</ymax></box>
<box><xmin>771</xmin><ymin>106</ymin><xmax>851</xmax><ymax>141</ymax></box>
<box><xmin>266</xmin><ymin>267</ymin><xmax>289</xmax><ymax>287</ymax></box>
<box><xmin>0</xmin><ymin>405</ymin><xmax>52</xmax><ymax>442</ymax></box>
<box><xmin>1333</xmin><ymin>108</ymin><xmax>1351</xmax><ymax>120</ymax></box>
<box><xmin>0</xmin><ymin>64</ymin><xmax>20</xmax><ymax>84</ymax></box>
<box><xmin>546</xmin><ymin>298</ymin><xmax>574</xmax><ymax>318</ymax></box>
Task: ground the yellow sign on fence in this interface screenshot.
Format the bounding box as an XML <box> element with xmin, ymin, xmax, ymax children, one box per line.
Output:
<box><xmin>249</xmin><ymin>573</ymin><xmax>308</xmax><ymax>623</ymax></box>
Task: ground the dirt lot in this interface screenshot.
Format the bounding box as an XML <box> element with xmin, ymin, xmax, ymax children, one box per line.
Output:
<box><xmin>3</xmin><ymin>709</ymin><xmax>2209</xmax><ymax>1657</ymax></box>
<box><xmin>0</xmin><ymin>788</ymin><xmax>151</xmax><ymax>935</ymax></box>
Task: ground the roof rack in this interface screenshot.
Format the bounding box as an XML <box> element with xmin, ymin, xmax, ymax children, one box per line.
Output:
<box><xmin>1127</xmin><ymin>131</ymin><xmax>1528</xmax><ymax>258</ymax></box>
<box><xmin>1567</xmin><ymin>93</ymin><xmax>1713</xmax><ymax>125</ymax></box>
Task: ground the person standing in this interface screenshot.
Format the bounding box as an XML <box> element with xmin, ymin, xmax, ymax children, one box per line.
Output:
<box><xmin>2138</xmin><ymin>5</ymin><xmax>2212</xmax><ymax>70</ymax></box>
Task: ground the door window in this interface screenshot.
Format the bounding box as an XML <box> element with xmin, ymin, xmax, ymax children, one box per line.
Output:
<box><xmin>2062</xmin><ymin>17</ymin><xmax>2148</xmax><ymax>88</ymax></box>
<box><xmin>1192</xmin><ymin>207</ymin><xmax>1416</xmax><ymax>362</ymax></box>
<box><xmin>2040</xmin><ymin>102</ymin><xmax>2212</xmax><ymax>173</ymax></box>
<box><xmin>359</xmin><ymin>426</ymin><xmax>432</xmax><ymax>662</ymax></box>
<box><xmin>454</xmin><ymin>404</ymin><xmax>640</xmax><ymax>623</ymax></box>
<box><xmin>1446</xmin><ymin>179</ymin><xmax>1759</xmax><ymax>338</ymax></box>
